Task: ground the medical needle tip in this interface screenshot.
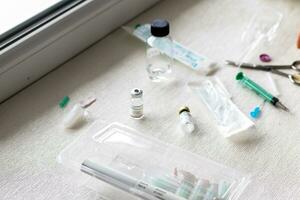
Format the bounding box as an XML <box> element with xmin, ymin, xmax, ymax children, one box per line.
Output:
<box><xmin>276</xmin><ymin>101</ymin><xmax>290</xmax><ymax>112</ymax></box>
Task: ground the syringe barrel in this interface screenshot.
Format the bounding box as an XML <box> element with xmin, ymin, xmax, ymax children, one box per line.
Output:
<box><xmin>236</xmin><ymin>72</ymin><xmax>274</xmax><ymax>102</ymax></box>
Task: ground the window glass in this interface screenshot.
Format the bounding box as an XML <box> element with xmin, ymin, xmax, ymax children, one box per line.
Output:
<box><xmin>0</xmin><ymin>0</ymin><xmax>62</xmax><ymax>36</ymax></box>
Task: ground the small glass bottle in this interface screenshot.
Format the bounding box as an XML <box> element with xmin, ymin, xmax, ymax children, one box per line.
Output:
<box><xmin>204</xmin><ymin>183</ymin><xmax>219</xmax><ymax>200</ymax></box>
<box><xmin>176</xmin><ymin>171</ymin><xmax>196</xmax><ymax>199</ymax></box>
<box><xmin>146</xmin><ymin>19</ymin><xmax>173</xmax><ymax>82</ymax></box>
<box><xmin>189</xmin><ymin>179</ymin><xmax>210</xmax><ymax>200</ymax></box>
<box><xmin>130</xmin><ymin>88</ymin><xmax>144</xmax><ymax>119</ymax></box>
<box><xmin>179</xmin><ymin>106</ymin><xmax>195</xmax><ymax>133</ymax></box>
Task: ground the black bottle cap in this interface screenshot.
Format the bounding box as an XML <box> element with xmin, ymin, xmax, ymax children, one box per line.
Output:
<box><xmin>151</xmin><ymin>19</ymin><xmax>170</xmax><ymax>37</ymax></box>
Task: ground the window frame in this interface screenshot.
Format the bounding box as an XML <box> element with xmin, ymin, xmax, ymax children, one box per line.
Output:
<box><xmin>0</xmin><ymin>0</ymin><xmax>159</xmax><ymax>103</ymax></box>
<box><xmin>0</xmin><ymin>0</ymin><xmax>85</xmax><ymax>50</ymax></box>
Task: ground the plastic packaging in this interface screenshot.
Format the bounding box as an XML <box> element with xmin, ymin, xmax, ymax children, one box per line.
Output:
<box><xmin>267</xmin><ymin>72</ymin><xmax>280</xmax><ymax>97</ymax></box>
<box><xmin>57</xmin><ymin>122</ymin><xmax>253</xmax><ymax>200</ymax></box>
<box><xmin>63</xmin><ymin>104</ymin><xmax>89</xmax><ymax>129</ymax></box>
<box><xmin>123</xmin><ymin>24</ymin><xmax>218</xmax><ymax>75</ymax></box>
<box><xmin>238</xmin><ymin>8</ymin><xmax>283</xmax><ymax>64</ymax></box>
<box><xmin>188</xmin><ymin>79</ymin><xmax>255</xmax><ymax>141</ymax></box>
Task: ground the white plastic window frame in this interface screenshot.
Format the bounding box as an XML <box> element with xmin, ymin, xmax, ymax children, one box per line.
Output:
<box><xmin>0</xmin><ymin>0</ymin><xmax>159</xmax><ymax>103</ymax></box>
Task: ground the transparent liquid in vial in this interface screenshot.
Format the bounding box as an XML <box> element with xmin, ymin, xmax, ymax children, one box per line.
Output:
<box><xmin>146</xmin><ymin>36</ymin><xmax>173</xmax><ymax>82</ymax></box>
<box><xmin>179</xmin><ymin>111</ymin><xmax>195</xmax><ymax>133</ymax></box>
<box><xmin>131</xmin><ymin>98</ymin><xmax>143</xmax><ymax>119</ymax></box>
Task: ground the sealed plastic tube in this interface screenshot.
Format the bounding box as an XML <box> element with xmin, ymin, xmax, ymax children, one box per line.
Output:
<box><xmin>63</xmin><ymin>104</ymin><xmax>88</xmax><ymax>129</ymax></box>
<box><xmin>267</xmin><ymin>72</ymin><xmax>280</xmax><ymax>97</ymax></box>
<box><xmin>188</xmin><ymin>79</ymin><xmax>255</xmax><ymax>141</ymax></box>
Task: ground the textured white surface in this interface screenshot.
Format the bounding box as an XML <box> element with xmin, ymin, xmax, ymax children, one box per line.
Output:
<box><xmin>1</xmin><ymin>0</ymin><xmax>300</xmax><ymax>199</ymax></box>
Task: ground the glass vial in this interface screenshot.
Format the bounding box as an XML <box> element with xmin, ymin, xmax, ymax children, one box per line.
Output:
<box><xmin>130</xmin><ymin>88</ymin><xmax>144</xmax><ymax>119</ymax></box>
<box><xmin>204</xmin><ymin>183</ymin><xmax>219</xmax><ymax>200</ymax></box>
<box><xmin>146</xmin><ymin>19</ymin><xmax>173</xmax><ymax>82</ymax></box>
<box><xmin>189</xmin><ymin>179</ymin><xmax>210</xmax><ymax>200</ymax></box>
<box><xmin>176</xmin><ymin>171</ymin><xmax>196</xmax><ymax>199</ymax></box>
<box><xmin>179</xmin><ymin>106</ymin><xmax>195</xmax><ymax>133</ymax></box>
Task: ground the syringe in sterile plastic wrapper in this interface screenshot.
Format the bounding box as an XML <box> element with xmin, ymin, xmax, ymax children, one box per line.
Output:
<box><xmin>123</xmin><ymin>24</ymin><xmax>218</xmax><ymax>75</ymax></box>
<box><xmin>188</xmin><ymin>78</ymin><xmax>256</xmax><ymax>141</ymax></box>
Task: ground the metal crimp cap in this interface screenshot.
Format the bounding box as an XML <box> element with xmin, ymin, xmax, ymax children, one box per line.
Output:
<box><xmin>178</xmin><ymin>106</ymin><xmax>190</xmax><ymax>115</ymax></box>
<box><xmin>131</xmin><ymin>88</ymin><xmax>143</xmax><ymax>98</ymax></box>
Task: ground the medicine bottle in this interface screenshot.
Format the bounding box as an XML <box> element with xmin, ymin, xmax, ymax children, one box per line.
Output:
<box><xmin>130</xmin><ymin>88</ymin><xmax>144</xmax><ymax>119</ymax></box>
<box><xmin>179</xmin><ymin>106</ymin><xmax>195</xmax><ymax>133</ymax></box>
<box><xmin>146</xmin><ymin>19</ymin><xmax>173</xmax><ymax>82</ymax></box>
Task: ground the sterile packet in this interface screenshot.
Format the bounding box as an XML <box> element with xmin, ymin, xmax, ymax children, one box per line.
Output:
<box><xmin>188</xmin><ymin>79</ymin><xmax>255</xmax><ymax>141</ymax></box>
<box><xmin>231</xmin><ymin>7</ymin><xmax>283</xmax><ymax>69</ymax></box>
<box><xmin>123</xmin><ymin>24</ymin><xmax>218</xmax><ymax>75</ymax></box>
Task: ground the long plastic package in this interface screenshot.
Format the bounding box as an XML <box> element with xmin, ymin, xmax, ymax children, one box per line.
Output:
<box><xmin>57</xmin><ymin>122</ymin><xmax>260</xmax><ymax>200</ymax></box>
<box><xmin>238</xmin><ymin>8</ymin><xmax>282</xmax><ymax>62</ymax></box>
<box><xmin>123</xmin><ymin>24</ymin><xmax>218</xmax><ymax>75</ymax></box>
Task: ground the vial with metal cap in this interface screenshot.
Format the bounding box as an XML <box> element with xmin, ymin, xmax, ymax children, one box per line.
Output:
<box><xmin>178</xmin><ymin>106</ymin><xmax>195</xmax><ymax>133</ymax></box>
<box><xmin>130</xmin><ymin>88</ymin><xmax>144</xmax><ymax>119</ymax></box>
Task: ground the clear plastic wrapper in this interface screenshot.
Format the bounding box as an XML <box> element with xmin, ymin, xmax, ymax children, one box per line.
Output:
<box><xmin>57</xmin><ymin>121</ymin><xmax>255</xmax><ymax>200</ymax></box>
<box><xmin>123</xmin><ymin>24</ymin><xmax>218</xmax><ymax>75</ymax></box>
<box><xmin>235</xmin><ymin>7</ymin><xmax>283</xmax><ymax>67</ymax></box>
<box><xmin>188</xmin><ymin>79</ymin><xmax>255</xmax><ymax>141</ymax></box>
<box><xmin>229</xmin><ymin>8</ymin><xmax>286</xmax><ymax>114</ymax></box>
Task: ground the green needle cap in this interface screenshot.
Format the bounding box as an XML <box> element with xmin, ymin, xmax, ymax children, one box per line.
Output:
<box><xmin>59</xmin><ymin>96</ymin><xmax>70</xmax><ymax>108</ymax></box>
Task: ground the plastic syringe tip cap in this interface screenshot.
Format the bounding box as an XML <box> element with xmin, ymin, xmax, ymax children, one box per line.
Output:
<box><xmin>236</xmin><ymin>72</ymin><xmax>244</xmax><ymax>80</ymax></box>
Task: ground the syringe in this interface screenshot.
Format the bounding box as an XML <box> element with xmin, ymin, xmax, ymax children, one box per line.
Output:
<box><xmin>236</xmin><ymin>72</ymin><xmax>289</xmax><ymax>112</ymax></box>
